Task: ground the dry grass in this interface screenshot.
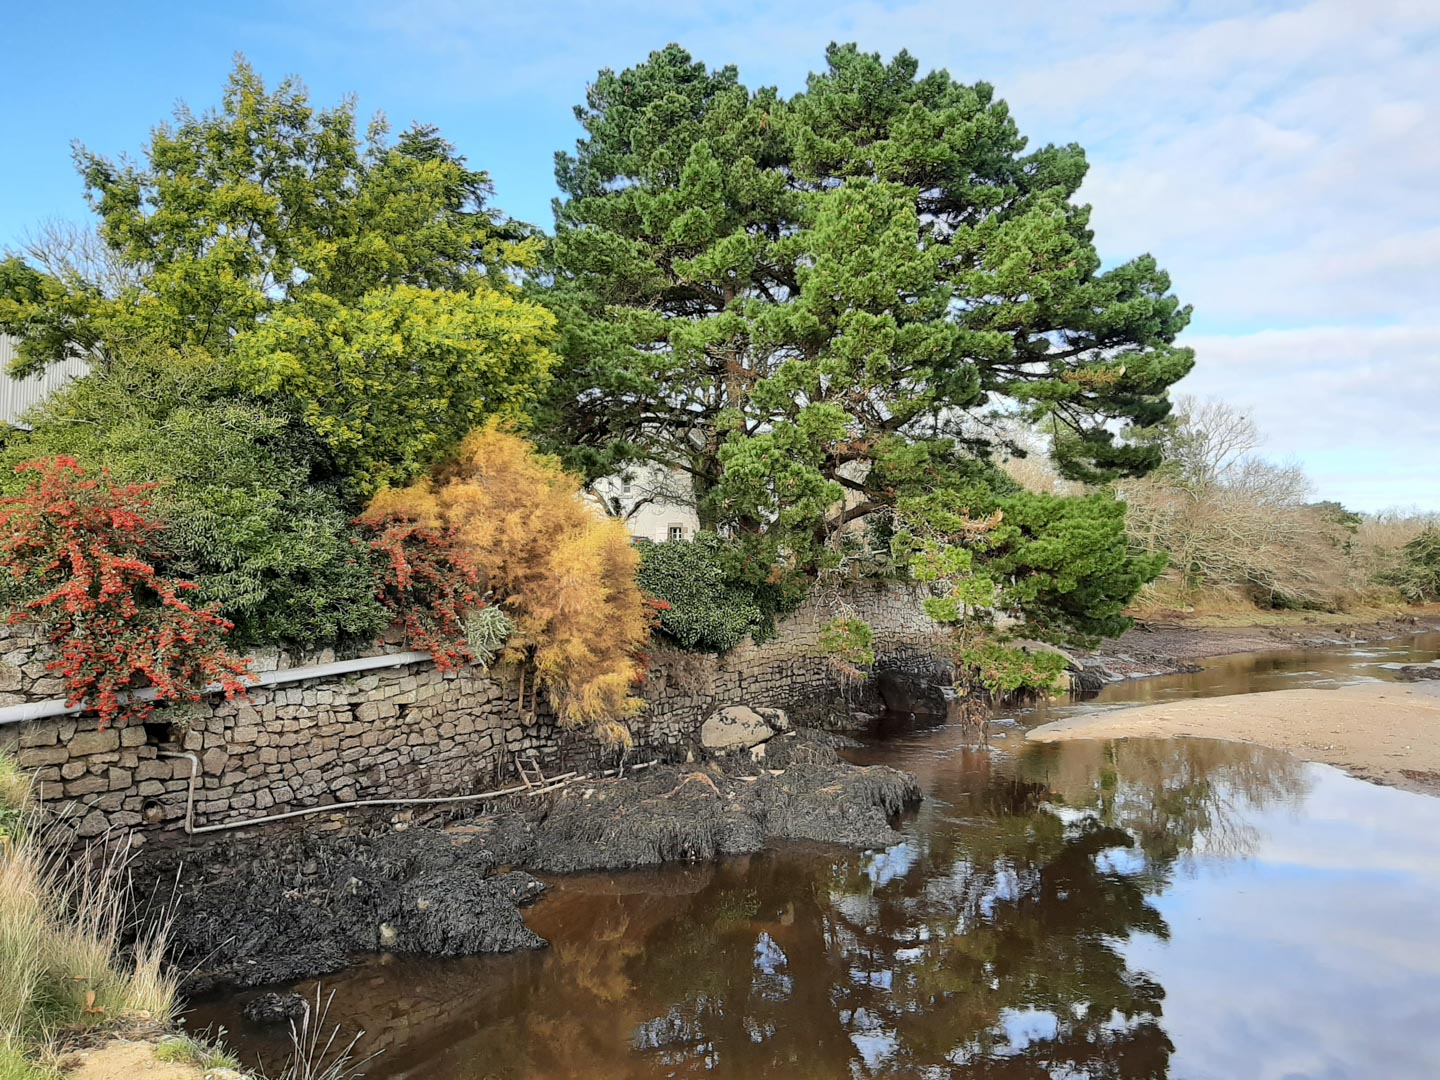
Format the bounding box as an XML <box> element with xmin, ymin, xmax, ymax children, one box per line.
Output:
<box><xmin>0</xmin><ymin>760</ymin><xmax>177</xmax><ymax>1070</ymax></box>
<box><xmin>0</xmin><ymin>755</ymin><xmax>30</xmax><ymax>815</ymax></box>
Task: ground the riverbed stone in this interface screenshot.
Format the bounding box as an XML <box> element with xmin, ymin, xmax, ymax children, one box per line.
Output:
<box><xmin>700</xmin><ymin>706</ymin><xmax>775</xmax><ymax>753</ymax></box>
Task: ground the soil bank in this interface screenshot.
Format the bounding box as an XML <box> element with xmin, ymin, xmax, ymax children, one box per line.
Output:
<box><xmin>58</xmin><ymin>1040</ymin><xmax>221</xmax><ymax>1080</ymax></box>
<box><xmin>1028</xmin><ymin>679</ymin><xmax>1440</xmax><ymax>796</ymax></box>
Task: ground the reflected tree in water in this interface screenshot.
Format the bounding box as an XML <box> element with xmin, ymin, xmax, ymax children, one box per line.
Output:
<box><xmin>216</xmin><ymin>739</ymin><xmax>1308</xmax><ymax>1078</ymax></box>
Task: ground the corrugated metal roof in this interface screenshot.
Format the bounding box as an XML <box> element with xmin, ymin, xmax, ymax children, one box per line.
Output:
<box><xmin>0</xmin><ymin>335</ymin><xmax>91</xmax><ymax>427</ymax></box>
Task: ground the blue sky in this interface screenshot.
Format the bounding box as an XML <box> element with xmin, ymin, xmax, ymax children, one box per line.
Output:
<box><xmin>2</xmin><ymin>1</ymin><xmax>1436</xmax><ymax>509</ymax></box>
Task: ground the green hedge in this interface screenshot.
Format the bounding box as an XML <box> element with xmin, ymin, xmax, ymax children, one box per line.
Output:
<box><xmin>636</xmin><ymin>533</ymin><xmax>774</xmax><ymax>653</ymax></box>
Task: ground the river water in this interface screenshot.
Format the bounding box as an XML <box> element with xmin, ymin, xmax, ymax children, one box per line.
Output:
<box><xmin>193</xmin><ymin>632</ymin><xmax>1440</xmax><ymax>1079</ymax></box>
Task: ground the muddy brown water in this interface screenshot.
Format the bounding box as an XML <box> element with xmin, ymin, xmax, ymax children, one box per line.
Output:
<box><xmin>191</xmin><ymin>632</ymin><xmax>1440</xmax><ymax>1078</ymax></box>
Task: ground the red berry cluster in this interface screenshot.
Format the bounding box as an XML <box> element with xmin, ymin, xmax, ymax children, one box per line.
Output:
<box><xmin>0</xmin><ymin>458</ymin><xmax>252</xmax><ymax>729</ymax></box>
<box><xmin>361</xmin><ymin>514</ymin><xmax>486</xmax><ymax>671</ymax></box>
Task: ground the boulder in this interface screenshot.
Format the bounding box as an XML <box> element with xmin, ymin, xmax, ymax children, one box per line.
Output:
<box><xmin>242</xmin><ymin>991</ymin><xmax>308</xmax><ymax>1024</ymax></box>
<box><xmin>1397</xmin><ymin>663</ymin><xmax>1440</xmax><ymax>682</ymax></box>
<box><xmin>876</xmin><ymin>671</ymin><xmax>949</xmax><ymax>718</ymax></box>
<box><xmin>700</xmin><ymin>706</ymin><xmax>775</xmax><ymax>753</ymax></box>
<box><xmin>753</xmin><ymin>707</ymin><xmax>790</xmax><ymax>732</ymax></box>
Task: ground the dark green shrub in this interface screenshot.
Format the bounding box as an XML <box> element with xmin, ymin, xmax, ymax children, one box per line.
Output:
<box><xmin>1384</xmin><ymin>528</ymin><xmax>1440</xmax><ymax>602</ymax></box>
<box><xmin>635</xmin><ymin>533</ymin><xmax>773</xmax><ymax>653</ymax></box>
<box><xmin>0</xmin><ymin>349</ymin><xmax>387</xmax><ymax>650</ymax></box>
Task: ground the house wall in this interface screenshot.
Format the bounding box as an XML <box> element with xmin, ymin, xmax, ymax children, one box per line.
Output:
<box><xmin>588</xmin><ymin>464</ymin><xmax>702</xmax><ymax>543</ymax></box>
<box><xmin>0</xmin><ymin>335</ymin><xmax>91</xmax><ymax>428</ymax></box>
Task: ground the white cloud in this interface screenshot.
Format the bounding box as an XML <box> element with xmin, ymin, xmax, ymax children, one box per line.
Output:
<box><xmin>1182</xmin><ymin>325</ymin><xmax>1440</xmax><ymax>509</ymax></box>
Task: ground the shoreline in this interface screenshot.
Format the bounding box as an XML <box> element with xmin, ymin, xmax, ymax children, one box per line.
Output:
<box><xmin>1085</xmin><ymin>610</ymin><xmax>1440</xmax><ymax>681</ymax></box>
<box><xmin>1027</xmin><ymin>679</ymin><xmax>1440</xmax><ymax>797</ymax></box>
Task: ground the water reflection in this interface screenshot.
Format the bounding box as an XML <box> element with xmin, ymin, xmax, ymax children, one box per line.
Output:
<box><xmin>189</xmin><ymin>733</ymin><xmax>1440</xmax><ymax>1079</ymax></box>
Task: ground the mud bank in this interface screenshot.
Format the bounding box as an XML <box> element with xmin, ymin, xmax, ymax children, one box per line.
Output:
<box><xmin>1084</xmin><ymin>612</ymin><xmax>1440</xmax><ymax>681</ymax></box>
<box><xmin>149</xmin><ymin>731</ymin><xmax>919</xmax><ymax>993</ymax></box>
<box><xmin>1028</xmin><ymin>679</ymin><xmax>1440</xmax><ymax>796</ymax></box>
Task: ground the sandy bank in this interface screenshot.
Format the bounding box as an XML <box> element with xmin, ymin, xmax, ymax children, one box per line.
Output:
<box><xmin>59</xmin><ymin>1040</ymin><xmax>216</xmax><ymax>1080</ymax></box>
<box><xmin>1027</xmin><ymin>681</ymin><xmax>1440</xmax><ymax>797</ymax></box>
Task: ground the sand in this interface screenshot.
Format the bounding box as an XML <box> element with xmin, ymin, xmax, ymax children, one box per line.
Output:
<box><xmin>58</xmin><ymin>1040</ymin><xmax>205</xmax><ymax>1079</ymax></box>
<box><xmin>1027</xmin><ymin>680</ymin><xmax>1440</xmax><ymax>797</ymax></box>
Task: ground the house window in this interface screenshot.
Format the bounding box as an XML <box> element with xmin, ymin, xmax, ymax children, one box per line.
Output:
<box><xmin>667</xmin><ymin>524</ymin><xmax>685</xmax><ymax>542</ymax></box>
<box><xmin>621</xmin><ymin>475</ymin><xmax>633</xmax><ymax>495</ymax></box>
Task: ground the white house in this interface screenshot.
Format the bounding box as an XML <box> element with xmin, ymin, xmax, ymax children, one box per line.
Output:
<box><xmin>587</xmin><ymin>463</ymin><xmax>702</xmax><ymax>544</ymax></box>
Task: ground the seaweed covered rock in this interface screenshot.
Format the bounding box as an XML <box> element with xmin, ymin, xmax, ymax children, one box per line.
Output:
<box><xmin>144</xmin><ymin>732</ymin><xmax>920</xmax><ymax>992</ymax></box>
<box><xmin>243</xmin><ymin>992</ymin><xmax>308</xmax><ymax>1024</ymax></box>
<box><xmin>145</xmin><ymin>829</ymin><xmax>547</xmax><ymax>993</ymax></box>
<box><xmin>478</xmin><ymin>730</ymin><xmax>919</xmax><ymax>873</ymax></box>
<box><xmin>877</xmin><ymin>671</ymin><xmax>950</xmax><ymax>718</ymax></box>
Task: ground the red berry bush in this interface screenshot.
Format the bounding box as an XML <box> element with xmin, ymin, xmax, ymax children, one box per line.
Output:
<box><xmin>0</xmin><ymin>457</ymin><xmax>251</xmax><ymax>729</ymax></box>
<box><xmin>361</xmin><ymin>513</ymin><xmax>486</xmax><ymax>671</ymax></box>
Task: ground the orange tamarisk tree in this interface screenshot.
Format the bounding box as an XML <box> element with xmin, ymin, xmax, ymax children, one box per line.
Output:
<box><xmin>0</xmin><ymin>458</ymin><xmax>251</xmax><ymax>729</ymax></box>
<box><xmin>365</xmin><ymin>425</ymin><xmax>650</xmax><ymax>746</ymax></box>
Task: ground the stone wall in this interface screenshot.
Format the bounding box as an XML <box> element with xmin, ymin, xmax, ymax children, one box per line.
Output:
<box><xmin>0</xmin><ymin>584</ymin><xmax>947</xmax><ymax>845</ymax></box>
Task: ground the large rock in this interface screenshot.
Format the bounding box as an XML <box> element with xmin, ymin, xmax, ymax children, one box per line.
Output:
<box><xmin>753</xmin><ymin>707</ymin><xmax>790</xmax><ymax>732</ymax></box>
<box><xmin>700</xmin><ymin>706</ymin><xmax>775</xmax><ymax>753</ymax></box>
<box><xmin>1397</xmin><ymin>663</ymin><xmax>1440</xmax><ymax>682</ymax></box>
<box><xmin>876</xmin><ymin>671</ymin><xmax>949</xmax><ymax>718</ymax></box>
<box><xmin>243</xmin><ymin>991</ymin><xmax>308</xmax><ymax>1024</ymax></box>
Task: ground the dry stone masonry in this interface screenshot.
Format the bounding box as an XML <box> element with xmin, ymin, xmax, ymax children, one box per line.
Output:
<box><xmin>0</xmin><ymin>584</ymin><xmax>948</xmax><ymax>845</ymax></box>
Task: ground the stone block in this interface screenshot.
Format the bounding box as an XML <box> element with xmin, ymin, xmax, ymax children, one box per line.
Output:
<box><xmin>119</xmin><ymin>725</ymin><xmax>147</xmax><ymax>747</ymax></box>
<box><xmin>65</xmin><ymin>775</ymin><xmax>110</xmax><ymax>796</ymax></box>
<box><xmin>67</xmin><ymin>729</ymin><xmax>120</xmax><ymax>757</ymax></box>
<box><xmin>135</xmin><ymin>760</ymin><xmax>170</xmax><ymax>782</ymax></box>
<box><xmin>60</xmin><ymin>760</ymin><xmax>87</xmax><ymax>781</ymax></box>
<box><xmin>18</xmin><ymin>723</ymin><xmax>58</xmax><ymax>748</ymax></box>
<box><xmin>18</xmin><ymin>746</ymin><xmax>67</xmax><ymax>768</ymax></box>
<box><xmin>106</xmin><ymin>767</ymin><xmax>132</xmax><ymax>791</ymax></box>
<box><xmin>201</xmin><ymin>747</ymin><xmax>229</xmax><ymax>776</ymax></box>
<box><xmin>75</xmin><ymin>809</ymin><xmax>109</xmax><ymax>839</ymax></box>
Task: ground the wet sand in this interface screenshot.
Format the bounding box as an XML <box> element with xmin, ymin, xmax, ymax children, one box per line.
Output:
<box><xmin>1028</xmin><ymin>680</ymin><xmax>1440</xmax><ymax>796</ymax></box>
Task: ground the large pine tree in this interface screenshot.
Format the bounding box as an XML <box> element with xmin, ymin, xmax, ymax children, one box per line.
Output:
<box><xmin>543</xmin><ymin>43</ymin><xmax>1194</xmax><ymax>551</ymax></box>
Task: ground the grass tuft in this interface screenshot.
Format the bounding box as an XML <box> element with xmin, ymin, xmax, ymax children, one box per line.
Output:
<box><xmin>0</xmin><ymin>750</ymin><xmax>178</xmax><ymax>1071</ymax></box>
<box><xmin>155</xmin><ymin>1032</ymin><xmax>242</xmax><ymax>1071</ymax></box>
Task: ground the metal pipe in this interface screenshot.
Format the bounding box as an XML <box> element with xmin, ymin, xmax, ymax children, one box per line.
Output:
<box><xmin>157</xmin><ymin>750</ymin><xmax>201</xmax><ymax>833</ymax></box>
<box><xmin>0</xmin><ymin>650</ymin><xmax>433</xmax><ymax>728</ymax></box>
<box><xmin>150</xmin><ymin>756</ymin><xmax>661</xmax><ymax>836</ymax></box>
<box><xmin>154</xmin><ymin>753</ymin><xmax>585</xmax><ymax>836</ymax></box>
